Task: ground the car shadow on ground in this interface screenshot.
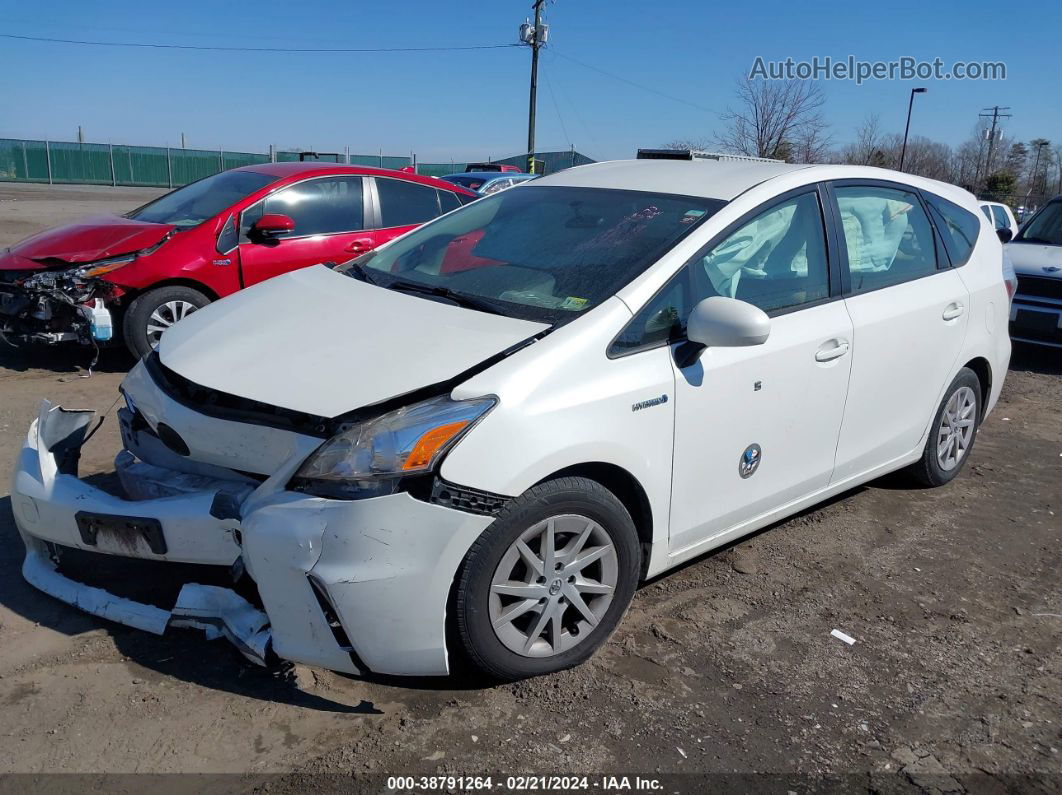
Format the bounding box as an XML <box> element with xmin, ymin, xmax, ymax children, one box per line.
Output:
<box><xmin>0</xmin><ymin>342</ymin><xmax>134</xmax><ymax>375</ymax></box>
<box><xmin>1009</xmin><ymin>342</ymin><xmax>1061</xmax><ymax>375</ymax></box>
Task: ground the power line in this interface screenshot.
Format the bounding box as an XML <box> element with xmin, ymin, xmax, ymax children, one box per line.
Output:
<box><xmin>546</xmin><ymin>51</ymin><xmax>602</xmax><ymax>154</ymax></box>
<box><xmin>543</xmin><ymin>69</ymin><xmax>571</xmax><ymax>149</ymax></box>
<box><xmin>549</xmin><ymin>48</ymin><xmax>715</xmax><ymax>115</ymax></box>
<box><xmin>0</xmin><ymin>33</ymin><xmax>519</xmax><ymax>54</ymax></box>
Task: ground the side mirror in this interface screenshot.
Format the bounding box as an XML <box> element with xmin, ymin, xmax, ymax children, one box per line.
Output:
<box><xmin>252</xmin><ymin>213</ymin><xmax>295</xmax><ymax>239</ymax></box>
<box><xmin>677</xmin><ymin>297</ymin><xmax>771</xmax><ymax>367</ymax></box>
<box><xmin>996</xmin><ymin>227</ymin><xmax>1013</xmax><ymax>244</ymax></box>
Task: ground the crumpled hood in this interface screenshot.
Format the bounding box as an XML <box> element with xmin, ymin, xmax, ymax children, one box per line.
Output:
<box><xmin>158</xmin><ymin>265</ymin><xmax>549</xmax><ymax>417</ymax></box>
<box><xmin>0</xmin><ymin>214</ymin><xmax>174</xmax><ymax>270</ymax></box>
<box><xmin>1005</xmin><ymin>241</ymin><xmax>1062</xmax><ymax>276</ymax></box>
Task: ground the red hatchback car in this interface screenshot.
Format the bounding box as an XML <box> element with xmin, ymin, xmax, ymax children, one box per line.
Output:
<box><xmin>0</xmin><ymin>163</ymin><xmax>477</xmax><ymax>357</ymax></box>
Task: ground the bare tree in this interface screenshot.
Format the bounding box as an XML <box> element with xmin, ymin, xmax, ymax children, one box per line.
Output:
<box><xmin>841</xmin><ymin>114</ymin><xmax>886</xmax><ymax>166</ymax></box>
<box><xmin>661</xmin><ymin>137</ymin><xmax>712</xmax><ymax>152</ymax></box>
<box><xmin>789</xmin><ymin>117</ymin><xmax>832</xmax><ymax>164</ymax></box>
<box><xmin>715</xmin><ymin>78</ymin><xmax>827</xmax><ymax>161</ymax></box>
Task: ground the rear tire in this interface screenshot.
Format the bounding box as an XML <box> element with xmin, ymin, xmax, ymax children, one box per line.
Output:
<box><xmin>908</xmin><ymin>367</ymin><xmax>982</xmax><ymax>487</ymax></box>
<box><xmin>455</xmin><ymin>476</ymin><xmax>641</xmax><ymax>681</ymax></box>
<box><xmin>122</xmin><ymin>285</ymin><xmax>210</xmax><ymax>359</ymax></box>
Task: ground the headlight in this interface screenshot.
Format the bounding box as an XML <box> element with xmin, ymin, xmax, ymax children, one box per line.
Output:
<box><xmin>291</xmin><ymin>394</ymin><xmax>496</xmax><ymax>498</ymax></box>
<box><xmin>75</xmin><ymin>254</ymin><xmax>137</xmax><ymax>279</ymax></box>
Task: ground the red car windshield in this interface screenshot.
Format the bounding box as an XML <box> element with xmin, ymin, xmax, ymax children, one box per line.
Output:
<box><xmin>129</xmin><ymin>170</ymin><xmax>276</xmax><ymax>228</ymax></box>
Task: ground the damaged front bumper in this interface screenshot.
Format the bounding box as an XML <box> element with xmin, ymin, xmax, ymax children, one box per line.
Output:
<box><xmin>10</xmin><ymin>399</ymin><xmax>495</xmax><ymax>677</ymax></box>
<box><xmin>0</xmin><ymin>269</ymin><xmax>120</xmax><ymax>346</ymax></box>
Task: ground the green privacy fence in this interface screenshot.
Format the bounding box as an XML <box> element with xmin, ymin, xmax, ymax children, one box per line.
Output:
<box><xmin>0</xmin><ymin>138</ymin><xmax>591</xmax><ymax>187</ymax></box>
<box><xmin>0</xmin><ymin>139</ymin><xmax>275</xmax><ymax>187</ymax></box>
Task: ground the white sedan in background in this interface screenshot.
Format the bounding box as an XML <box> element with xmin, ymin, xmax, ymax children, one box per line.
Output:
<box><xmin>11</xmin><ymin>159</ymin><xmax>1011</xmax><ymax>681</ymax></box>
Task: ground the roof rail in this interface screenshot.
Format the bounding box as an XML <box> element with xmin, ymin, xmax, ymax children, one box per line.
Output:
<box><xmin>636</xmin><ymin>148</ymin><xmax>784</xmax><ymax>164</ymax></box>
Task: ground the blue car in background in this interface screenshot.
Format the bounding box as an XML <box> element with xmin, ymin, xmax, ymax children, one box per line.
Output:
<box><xmin>441</xmin><ymin>172</ymin><xmax>539</xmax><ymax>195</ymax></box>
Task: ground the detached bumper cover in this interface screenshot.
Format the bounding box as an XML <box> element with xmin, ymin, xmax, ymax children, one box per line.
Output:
<box><xmin>11</xmin><ymin>401</ymin><xmax>495</xmax><ymax>677</ymax></box>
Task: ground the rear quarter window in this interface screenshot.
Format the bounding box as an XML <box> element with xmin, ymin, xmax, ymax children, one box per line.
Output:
<box><xmin>924</xmin><ymin>193</ymin><xmax>980</xmax><ymax>267</ymax></box>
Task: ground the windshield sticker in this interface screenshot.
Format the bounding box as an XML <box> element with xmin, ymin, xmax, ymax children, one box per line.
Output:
<box><xmin>560</xmin><ymin>296</ymin><xmax>588</xmax><ymax>311</ymax></box>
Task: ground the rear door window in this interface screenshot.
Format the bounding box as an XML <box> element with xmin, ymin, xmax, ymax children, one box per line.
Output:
<box><xmin>376</xmin><ymin>178</ymin><xmax>442</xmax><ymax>228</ymax></box>
<box><xmin>834</xmin><ymin>185</ymin><xmax>938</xmax><ymax>291</ymax></box>
<box><xmin>438</xmin><ymin>189</ymin><xmax>462</xmax><ymax>213</ymax></box>
<box><xmin>991</xmin><ymin>205</ymin><xmax>1010</xmax><ymax>230</ymax></box>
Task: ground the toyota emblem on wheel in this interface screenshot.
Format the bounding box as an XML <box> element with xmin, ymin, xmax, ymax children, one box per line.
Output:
<box><xmin>739</xmin><ymin>444</ymin><xmax>762</xmax><ymax>478</ymax></box>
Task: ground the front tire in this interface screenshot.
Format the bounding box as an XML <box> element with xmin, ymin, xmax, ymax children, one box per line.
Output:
<box><xmin>908</xmin><ymin>367</ymin><xmax>982</xmax><ymax>487</ymax></box>
<box><xmin>455</xmin><ymin>476</ymin><xmax>641</xmax><ymax>681</ymax></box>
<box><xmin>122</xmin><ymin>285</ymin><xmax>210</xmax><ymax>359</ymax></box>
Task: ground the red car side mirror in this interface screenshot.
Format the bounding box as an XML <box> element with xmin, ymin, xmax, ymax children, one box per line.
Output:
<box><xmin>253</xmin><ymin>214</ymin><xmax>295</xmax><ymax>238</ymax></box>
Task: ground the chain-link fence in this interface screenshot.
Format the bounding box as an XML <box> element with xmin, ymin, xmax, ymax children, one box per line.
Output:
<box><xmin>0</xmin><ymin>138</ymin><xmax>591</xmax><ymax>188</ymax></box>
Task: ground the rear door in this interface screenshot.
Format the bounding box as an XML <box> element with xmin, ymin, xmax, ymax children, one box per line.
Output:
<box><xmin>827</xmin><ymin>181</ymin><xmax>971</xmax><ymax>482</ymax></box>
<box><xmin>237</xmin><ymin>175</ymin><xmax>372</xmax><ymax>287</ymax></box>
<box><xmin>369</xmin><ymin>177</ymin><xmax>453</xmax><ymax>248</ymax></box>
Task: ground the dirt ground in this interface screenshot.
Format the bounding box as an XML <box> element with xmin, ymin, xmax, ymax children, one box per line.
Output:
<box><xmin>0</xmin><ymin>183</ymin><xmax>1059</xmax><ymax>791</ymax></box>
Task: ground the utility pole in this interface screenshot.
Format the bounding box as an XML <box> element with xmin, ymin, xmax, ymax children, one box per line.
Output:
<box><xmin>978</xmin><ymin>106</ymin><xmax>1011</xmax><ymax>189</ymax></box>
<box><xmin>520</xmin><ymin>1</ymin><xmax>549</xmax><ymax>174</ymax></box>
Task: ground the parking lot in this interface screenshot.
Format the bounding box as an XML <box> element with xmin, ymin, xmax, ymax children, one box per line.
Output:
<box><xmin>0</xmin><ymin>183</ymin><xmax>1059</xmax><ymax>788</ymax></box>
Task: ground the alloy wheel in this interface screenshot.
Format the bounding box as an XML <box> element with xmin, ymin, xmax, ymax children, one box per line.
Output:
<box><xmin>146</xmin><ymin>300</ymin><xmax>199</xmax><ymax>346</ymax></box>
<box><xmin>936</xmin><ymin>385</ymin><xmax>977</xmax><ymax>471</ymax></box>
<box><xmin>488</xmin><ymin>514</ymin><xmax>618</xmax><ymax>658</ymax></box>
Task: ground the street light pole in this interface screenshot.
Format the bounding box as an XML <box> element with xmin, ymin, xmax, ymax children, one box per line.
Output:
<box><xmin>899</xmin><ymin>87</ymin><xmax>927</xmax><ymax>172</ymax></box>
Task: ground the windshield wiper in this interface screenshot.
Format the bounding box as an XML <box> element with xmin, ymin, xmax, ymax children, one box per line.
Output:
<box><xmin>386</xmin><ymin>278</ymin><xmax>508</xmax><ymax>316</ymax></box>
<box><xmin>1015</xmin><ymin>236</ymin><xmax>1057</xmax><ymax>244</ymax></box>
<box><xmin>336</xmin><ymin>258</ymin><xmax>383</xmax><ymax>285</ymax></box>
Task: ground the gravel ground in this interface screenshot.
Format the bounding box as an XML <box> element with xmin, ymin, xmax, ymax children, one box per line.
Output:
<box><xmin>0</xmin><ymin>183</ymin><xmax>1058</xmax><ymax>792</ymax></box>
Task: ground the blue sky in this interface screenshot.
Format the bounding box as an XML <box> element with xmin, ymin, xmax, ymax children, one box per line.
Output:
<box><xmin>0</xmin><ymin>0</ymin><xmax>1057</xmax><ymax>162</ymax></box>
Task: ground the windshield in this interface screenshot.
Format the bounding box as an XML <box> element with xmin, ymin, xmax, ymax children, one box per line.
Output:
<box><xmin>129</xmin><ymin>170</ymin><xmax>276</xmax><ymax>228</ymax></box>
<box><xmin>1015</xmin><ymin>201</ymin><xmax>1062</xmax><ymax>245</ymax></box>
<box><xmin>338</xmin><ymin>185</ymin><xmax>724</xmax><ymax>324</ymax></box>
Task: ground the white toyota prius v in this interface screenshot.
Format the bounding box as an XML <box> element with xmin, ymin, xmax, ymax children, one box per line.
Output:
<box><xmin>11</xmin><ymin>159</ymin><xmax>1012</xmax><ymax>681</ymax></box>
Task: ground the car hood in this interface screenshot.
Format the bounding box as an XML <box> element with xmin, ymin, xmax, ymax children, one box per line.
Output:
<box><xmin>0</xmin><ymin>214</ymin><xmax>174</xmax><ymax>270</ymax></box>
<box><xmin>158</xmin><ymin>265</ymin><xmax>550</xmax><ymax>417</ymax></box>
<box><xmin>1005</xmin><ymin>241</ymin><xmax>1062</xmax><ymax>276</ymax></box>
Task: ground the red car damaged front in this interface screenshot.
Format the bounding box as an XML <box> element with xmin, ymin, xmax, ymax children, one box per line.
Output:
<box><xmin>1</xmin><ymin>164</ymin><xmax>476</xmax><ymax>357</ymax></box>
<box><xmin>0</xmin><ymin>215</ymin><xmax>175</xmax><ymax>346</ymax></box>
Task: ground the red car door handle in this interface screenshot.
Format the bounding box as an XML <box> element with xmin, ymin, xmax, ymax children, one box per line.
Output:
<box><xmin>345</xmin><ymin>239</ymin><xmax>373</xmax><ymax>253</ymax></box>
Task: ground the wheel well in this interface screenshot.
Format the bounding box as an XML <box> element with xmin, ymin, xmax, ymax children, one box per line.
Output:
<box><xmin>538</xmin><ymin>463</ymin><xmax>654</xmax><ymax>578</ymax></box>
<box><xmin>962</xmin><ymin>357</ymin><xmax>992</xmax><ymax>419</ymax></box>
<box><xmin>126</xmin><ymin>278</ymin><xmax>220</xmax><ymax>303</ymax></box>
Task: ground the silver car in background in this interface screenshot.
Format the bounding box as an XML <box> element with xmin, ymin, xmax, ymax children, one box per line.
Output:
<box><xmin>1005</xmin><ymin>196</ymin><xmax>1062</xmax><ymax>348</ymax></box>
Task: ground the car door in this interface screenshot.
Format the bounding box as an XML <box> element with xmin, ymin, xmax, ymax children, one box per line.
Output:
<box><xmin>237</xmin><ymin>175</ymin><xmax>372</xmax><ymax>287</ymax></box>
<box><xmin>633</xmin><ymin>186</ymin><xmax>854</xmax><ymax>555</ymax></box>
<box><xmin>369</xmin><ymin>176</ymin><xmax>448</xmax><ymax>248</ymax></box>
<box><xmin>827</xmin><ymin>181</ymin><xmax>970</xmax><ymax>483</ymax></box>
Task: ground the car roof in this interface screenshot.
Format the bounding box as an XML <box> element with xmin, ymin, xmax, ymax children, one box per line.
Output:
<box><xmin>534</xmin><ymin>159</ymin><xmax>808</xmax><ymax>200</ymax></box>
<box><xmin>237</xmin><ymin>161</ymin><xmax>475</xmax><ymax>194</ymax></box>
<box><xmin>534</xmin><ymin>159</ymin><xmax>982</xmax><ymax>206</ymax></box>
